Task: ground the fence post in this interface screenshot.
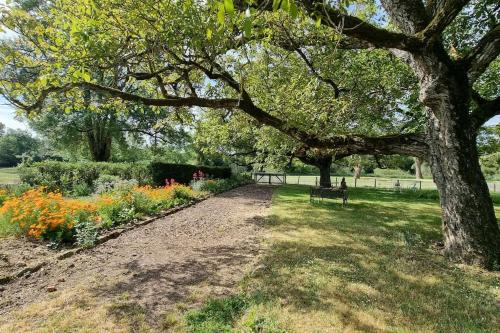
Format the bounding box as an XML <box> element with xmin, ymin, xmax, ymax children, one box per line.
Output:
<box><xmin>355</xmin><ymin>178</ymin><xmax>357</xmax><ymax>188</ymax></box>
<box><xmin>419</xmin><ymin>181</ymin><xmax>422</xmax><ymax>190</ymax></box>
<box><xmin>335</xmin><ymin>177</ymin><xmax>338</xmax><ymax>187</ymax></box>
<box><xmin>374</xmin><ymin>178</ymin><xmax>377</xmax><ymax>188</ymax></box>
<box><xmin>316</xmin><ymin>177</ymin><xmax>318</xmax><ymax>187</ymax></box>
<box><xmin>494</xmin><ymin>183</ymin><xmax>496</xmax><ymax>192</ymax></box>
<box><xmin>297</xmin><ymin>175</ymin><xmax>300</xmax><ymax>184</ymax></box>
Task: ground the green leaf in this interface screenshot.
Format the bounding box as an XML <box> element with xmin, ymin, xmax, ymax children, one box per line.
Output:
<box><xmin>243</xmin><ymin>17</ymin><xmax>252</xmax><ymax>38</ymax></box>
<box><xmin>289</xmin><ymin>0</ymin><xmax>298</xmax><ymax>18</ymax></box>
<box><xmin>224</xmin><ymin>0</ymin><xmax>234</xmax><ymax>15</ymax></box>
<box><xmin>206</xmin><ymin>27</ymin><xmax>213</xmax><ymax>40</ymax></box>
<box><xmin>272</xmin><ymin>0</ymin><xmax>281</xmax><ymax>11</ymax></box>
<box><xmin>217</xmin><ymin>2</ymin><xmax>225</xmax><ymax>25</ymax></box>
<box><xmin>315</xmin><ymin>16</ymin><xmax>322</xmax><ymax>28</ymax></box>
<box><xmin>281</xmin><ymin>0</ymin><xmax>289</xmax><ymax>12</ymax></box>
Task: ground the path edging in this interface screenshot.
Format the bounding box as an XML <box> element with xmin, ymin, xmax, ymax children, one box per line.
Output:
<box><xmin>0</xmin><ymin>194</ymin><xmax>213</xmax><ymax>285</ymax></box>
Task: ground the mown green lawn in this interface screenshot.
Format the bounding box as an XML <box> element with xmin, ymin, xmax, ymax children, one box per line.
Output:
<box><xmin>186</xmin><ymin>185</ymin><xmax>500</xmax><ymax>333</ymax></box>
<box><xmin>0</xmin><ymin>167</ymin><xmax>20</xmax><ymax>184</ymax></box>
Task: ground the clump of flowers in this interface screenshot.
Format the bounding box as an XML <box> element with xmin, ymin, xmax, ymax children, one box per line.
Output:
<box><xmin>165</xmin><ymin>178</ymin><xmax>176</xmax><ymax>186</ymax></box>
<box><xmin>193</xmin><ymin>170</ymin><xmax>205</xmax><ymax>181</ymax></box>
<box><xmin>0</xmin><ymin>188</ymin><xmax>97</xmax><ymax>241</ymax></box>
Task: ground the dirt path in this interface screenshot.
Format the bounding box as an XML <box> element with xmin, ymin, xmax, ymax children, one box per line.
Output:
<box><xmin>0</xmin><ymin>185</ymin><xmax>275</xmax><ymax>319</ymax></box>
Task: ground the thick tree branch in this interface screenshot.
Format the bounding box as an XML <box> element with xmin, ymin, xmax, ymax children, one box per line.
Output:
<box><xmin>470</xmin><ymin>91</ymin><xmax>500</xmax><ymax>130</ymax></box>
<box><xmin>462</xmin><ymin>24</ymin><xmax>500</xmax><ymax>83</ymax></box>
<box><xmin>237</xmin><ymin>0</ymin><xmax>423</xmax><ymax>51</ymax></box>
<box><xmin>79</xmin><ymin>82</ymin><xmax>239</xmax><ymax>108</ymax></box>
<box><xmin>380</xmin><ymin>0</ymin><xmax>429</xmax><ymax>34</ymax></box>
<box><xmin>417</xmin><ymin>0</ymin><xmax>470</xmax><ymax>40</ymax></box>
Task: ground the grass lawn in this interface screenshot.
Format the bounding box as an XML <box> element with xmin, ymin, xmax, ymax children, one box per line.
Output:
<box><xmin>186</xmin><ymin>185</ymin><xmax>500</xmax><ymax>332</ymax></box>
<box><xmin>0</xmin><ymin>167</ymin><xmax>20</xmax><ymax>184</ymax></box>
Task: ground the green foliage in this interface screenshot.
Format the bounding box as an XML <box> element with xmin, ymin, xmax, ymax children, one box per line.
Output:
<box><xmin>193</xmin><ymin>175</ymin><xmax>254</xmax><ymax>194</ymax></box>
<box><xmin>0</xmin><ymin>209</ymin><xmax>21</xmax><ymax>238</ymax></box>
<box><xmin>0</xmin><ymin>129</ymin><xmax>42</xmax><ymax>167</ymax></box>
<box><xmin>19</xmin><ymin>161</ymin><xmax>151</xmax><ymax>193</ymax></box>
<box><xmin>480</xmin><ymin>152</ymin><xmax>500</xmax><ymax>180</ymax></box>
<box><xmin>150</xmin><ymin>162</ymin><xmax>231</xmax><ymax>186</ymax></box>
<box><xmin>71</xmin><ymin>182</ymin><xmax>93</xmax><ymax>197</ymax></box>
<box><xmin>74</xmin><ymin>220</ymin><xmax>98</xmax><ymax>248</ymax></box>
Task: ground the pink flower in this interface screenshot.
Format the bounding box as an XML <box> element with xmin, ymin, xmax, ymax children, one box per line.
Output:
<box><xmin>165</xmin><ymin>179</ymin><xmax>170</xmax><ymax>186</ymax></box>
<box><xmin>170</xmin><ymin>178</ymin><xmax>175</xmax><ymax>185</ymax></box>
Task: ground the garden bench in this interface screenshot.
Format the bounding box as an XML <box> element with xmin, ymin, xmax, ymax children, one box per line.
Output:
<box><xmin>310</xmin><ymin>186</ymin><xmax>348</xmax><ymax>205</ymax></box>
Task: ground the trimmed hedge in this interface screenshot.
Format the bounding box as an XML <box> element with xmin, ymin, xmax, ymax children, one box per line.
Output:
<box><xmin>150</xmin><ymin>162</ymin><xmax>231</xmax><ymax>186</ymax></box>
<box><xmin>18</xmin><ymin>161</ymin><xmax>232</xmax><ymax>193</ymax></box>
<box><xmin>19</xmin><ymin>161</ymin><xmax>151</xmax><ymax>193</ymax></box>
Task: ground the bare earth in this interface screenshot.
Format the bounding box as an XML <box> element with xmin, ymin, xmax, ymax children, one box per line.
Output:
<box><xmin>0</xmin><ymin>184</ymin><xmax>274</xmax><ymax>318</ymax></box>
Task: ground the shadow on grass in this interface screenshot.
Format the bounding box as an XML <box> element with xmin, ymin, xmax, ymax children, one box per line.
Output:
<box><xmin>241</xmin><ymin>185</ymin><xmax>499</xmax><ymax>332</ymax></box>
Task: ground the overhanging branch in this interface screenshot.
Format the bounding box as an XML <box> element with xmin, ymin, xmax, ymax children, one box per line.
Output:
<box><xmin>237</xmin><ymin>0</ymin><xmax>423</xmax><ymax>51</ymax></box>
<box><xmin>417</xmin><ymin>0</ymin><xmax>470</xmax><ymax>40</ymax></box>
<box><xmin>462</xmin><ymin>24</ymin><xmax>500</xmax><ymax>83</ymax></box>
<box><xmin>471</xmin><ymin>91</ymin><xmax>500</xmax><ymax>130</ymax></box>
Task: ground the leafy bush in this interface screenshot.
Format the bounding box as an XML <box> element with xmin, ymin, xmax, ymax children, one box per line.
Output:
<box><xmin>94</xmin><ymin>174</ymin><xmax>121</xmax><ymax>194</ymax></box>
<box><xmin>72</xmin><ymin>182</ymin><xmax>93</xmax><ymax>197</ymax></box>
<box><xmin>74</xmin><ymin>220</ymin><xmax>99</xmax><ymax>248</ymax></box>
<box><xmin>19</xmin><ymin>161</ymin><xmax>151</xmax><ymax>193</ymax></box>
<box><xmin>150</xmin><ymin>162</ymin><xmax>231</xmax><ymax>186</ymax></box>
<box><xmin>192</xmin><ymin>175</ymin><xmax>254</xmax><ymax>194</ymax></box>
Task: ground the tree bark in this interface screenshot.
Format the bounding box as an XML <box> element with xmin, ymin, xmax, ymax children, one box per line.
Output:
<box><xmin>85</xmin><ymin>115</ymin><xmax>113</xmax><ymax>162</ymax></box>
<box><xmin>87</xmin><ymin>131</ymin><xmax>112</xmax><ymax>162</ymax></box>
<box><xmin>318</xmin><ymin>159</ymin><xmax>332</xmax><ymax>188</ymax></box>
<box><xmin>413</xmin><ymin>49</ymin><xmax>500</xmax><ymax>268</ymax></box>
<box><xmin>353</xmin><ymin>164</ymin><xmax>362</xmax><ymax>179</ymax></box>
<box><xmin>414</xmin><ymin>157</ymin><xmax>423</xmax><ymax>179</ymax></box>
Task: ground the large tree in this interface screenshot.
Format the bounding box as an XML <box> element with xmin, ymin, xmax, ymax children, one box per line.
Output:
<box><xmin>0</xmin><ymin>0</ymin><xmax>498</xmax><ymax>267</ymax></box>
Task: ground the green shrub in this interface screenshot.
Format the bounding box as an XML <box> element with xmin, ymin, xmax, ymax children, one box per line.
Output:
<box><xmin>150</xmin><ymin>162</ymin><xmax>231</xmax><ymax>186</ymax></box>
<box><xmin>171</xmin><ymin>185</ymin><xmax>196</xmax><ymax>202</ymax></box>
<box><xmin>74</xmin><ymin>220</ymin><xmax>99</xmax><ymax>248</ymax></box>
<box><xmin>94</xmin><ymin>174</ymin><xmax>121</xmax><ymax>194</ymax></box>
<box><xmin>19</xmin><ymin>161</ymin><xmax>150</xmax><ymax>193</ymax></box>
<box><xmin>71</xmin><ymin>182</ymin><xmax>93</xmax><ymax>197</ymax></box>
<box><xmin>97</xmin><ymin>199</ymin><xmax>134</xmax><ymax>228</ymax></box>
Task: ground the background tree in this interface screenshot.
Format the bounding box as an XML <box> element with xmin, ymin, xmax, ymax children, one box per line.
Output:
<box><xmin>0</xmin><ymin>127</ymin><xmax>42</xmax><ymax>167</ymax></box>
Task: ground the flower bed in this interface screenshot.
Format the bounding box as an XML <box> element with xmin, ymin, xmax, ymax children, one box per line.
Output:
<box><xmin>0</xmin><ymin>174</ymin><xmax>253</xmax><ymax>247</ymax></box>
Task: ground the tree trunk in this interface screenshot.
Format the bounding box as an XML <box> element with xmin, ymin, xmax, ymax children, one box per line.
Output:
<box><xmin>353</xmin><ymin>164</ymin><xmax>362</xmax><ymax>179</ymax></box>
<box><xmin>318</xmin><ymin>161</ymin><xmax>332</xmax><ymax>188</ymax></box>
<box><xmin>415</xmin><ymin>51</ymin><xmax>500</xmax><ymax>268</ymax></box>
<box><xmin>87</xmin><ymin>132</ymin><xmax>112</xmax><ymax>162</ymax></box>
<box><xmin>414</xmin><ymin>157</ymin><xmax>423</xmax><ymax>179</ymax></box>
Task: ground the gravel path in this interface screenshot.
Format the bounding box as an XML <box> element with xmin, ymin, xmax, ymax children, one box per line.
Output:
<box><xmin>0</xmin><ymin>184</ymin><xmax>275</xmax><ymax>316</ymax></box>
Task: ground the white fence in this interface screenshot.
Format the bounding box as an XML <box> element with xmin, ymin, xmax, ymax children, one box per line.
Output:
<box><xmin>268</xmin><ymin>175</ymin><xmax>499</xmax><ymax>192</ymax></box>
